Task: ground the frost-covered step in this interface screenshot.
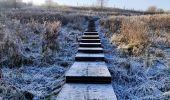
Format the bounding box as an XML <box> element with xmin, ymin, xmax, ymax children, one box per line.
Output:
<box><xmin>88</xmin><ymin>26</ymin><xmax>96</xmax><ymax>28</ymax></box>
<box><xmin>75</xmin><ymin>53</ymin><xmax>105</xmax><ymax>61</ymax></box>
<box><xmin>78</xmin><ymin>47</ymin><xmax>103</xmax><ymax>53</ymax></box>
<box><xmin>81</xmin><ymin>39</ymin><xmax>101</xmax><ymax>43</ymax></box>
<box><xmin>88</xmin><ymin>28</ymin><xmax>96</xmax><ymax>31</ymax></box>
<box><xmin>66</xmin><ymin>62</ymin><xmax>111</xmax><ymax>83</ymax></box>
<box><xmin>87</xmin><ymin>29</ymin><xmax>96</xmax><ymax>32</ymax></box>
<box><xmin>86</xmin><ymin>30</ymin><xmax>97</xmax><ymax>32</ymax></box>
<box><xmin>84</xmin><ymin>32</ymin><xmax>98</xmax><ymax>35</ymax></box>
<box><xmin>82</xmin><ymin>35</ymin><xmax>99</xmax><ymax>39</ymax></box>
<box><xmin>56</xmin><ymin>83</ymin><xmax>117</xmax><ymax>100</ymax></box>
<box><xmin>79</xmin><ymin>43</ymin><xmax>101</xmax><ymax>47</ymax></box>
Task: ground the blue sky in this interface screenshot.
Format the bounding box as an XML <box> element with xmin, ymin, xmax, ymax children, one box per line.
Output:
<box><xmin>23</xmin><ymin>0</ymin><xmax>170</xmax><ymax>11</ymax></box>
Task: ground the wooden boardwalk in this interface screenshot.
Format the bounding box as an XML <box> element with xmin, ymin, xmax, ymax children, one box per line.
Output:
<box><xmin>57</xmin><ymin>20</ymin><xmax>117</xmax><ymax>100</ymax></box>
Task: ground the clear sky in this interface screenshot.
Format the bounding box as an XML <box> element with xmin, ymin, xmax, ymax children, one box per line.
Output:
<box><xmin>22</xmin><ymin>0</ymin><xmax>170</xmax><ymax>11</ymax></box>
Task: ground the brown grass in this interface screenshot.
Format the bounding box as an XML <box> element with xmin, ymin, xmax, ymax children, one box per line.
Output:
<box><xmin>120</xmin><ymin>18</ymin><xmax>149</xmax><ymax>52</ymax></box>
<box><xmin>102</xmin><ymin>14</ymin><xmax>170</xmax><ymax>55</ymax></box>
<box><xmin>43</xmin><ymin>21</ymin><xmax>61</xmax><ymax>51</ymax></box>
<box><xmin>110</xmin><ymin>17</ymin><xmax>149</xmax><ymax>55</ymax></box>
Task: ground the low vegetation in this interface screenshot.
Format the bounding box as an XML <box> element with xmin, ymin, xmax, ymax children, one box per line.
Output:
<box><xmin>0</xmin><ymin>9</ymin><xmax>86</xmax><ymax>68</ymax></box>
<box><xmin>0</xmin><ymin>8</ymin><xmax>87</xmax><ymax>99</ymax></box>
<box><xmin>101</xmin><ymin>14</ymin><xmax>170</xmax><ymax>55</ymax></box>
<box><xmin>100</xmin><ymin>14</ymin><xmax>170</xmax><ymax>99</ymax></box>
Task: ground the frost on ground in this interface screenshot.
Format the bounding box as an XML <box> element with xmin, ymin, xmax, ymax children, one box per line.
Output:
<box><xmin>0</xmin><ymin>9</ymin><xmax>87</xmax><ymax>99</ymax></box>
<box><xmin>98</xmin><ymin>15</ymin><xmax>170</xmax><ymax>100</ymax></box>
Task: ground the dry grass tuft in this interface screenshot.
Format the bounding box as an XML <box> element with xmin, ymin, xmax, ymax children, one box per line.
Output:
<box><xmin>41</xmin><ymin>21</ymin><xmax>61</xmax><ymax>64</ymax></box>
<box><xmin>43</xmin><ymin>21</ymin><xmax>61</xmax><ymax>51</ymax></box>
<box><xmin>111</xmin><ymin>17</ymin><xmax>149</xmax><ymax>55</ymax></box>
<box><xmin>102</xmin><ymin>14</ymin><xmax>170</xmax><ymax>55</ymax></box>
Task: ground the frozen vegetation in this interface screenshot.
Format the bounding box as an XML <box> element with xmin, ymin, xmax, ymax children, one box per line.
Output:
<box><xmin>99</xmin><ymin>15</ymin><xmax>170</xmax><ymax>99</ymax></box>
<box><xmin>1</xmin><ymin>7</ymin><xmax>170</xmax><ymax>100</ymax></box>
<box><xmin>0</xmin><ymin>9</ymin><xmax>87</xmax><ymax>99</ymax></box>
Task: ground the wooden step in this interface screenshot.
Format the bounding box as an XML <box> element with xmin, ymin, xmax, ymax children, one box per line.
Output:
<box><xmin>82</xmin><ymin>35</ymin><xmax>99</xmax><ymax>39</ymax></box>
<box><xmin>88</xmin><ymin>28</ymin><xmax>96</xmax><ymax>31</ymax></box>
<box><xmin>75</xmin><ymin>53</ymin><xmax>105</xmax><ymax>61</ymax></box>
<box><xmin>78</xmin><ymin>47</ymin><xmax>103</xmax><ymax>53</ymax></box>
<box><xmin>56</xmin><ymin>83</ymin><xmax>117</xmax><ymax>100</ymax></box>
<box><xmin>66</xmin><ymin>62</ymin><xmax>111</xmax><ymax>83</ymax></box>
<box><xmin>88</xmin><ymin>28</ymin><xmax>96</xmax><ymax>30</ymax></box>
<box><xmin>81</xmin><ymin>39</ymin><xmax>100</xmax><ymax>43</ymax></box>
<box><xmin>86</xmin><ymin>30</ymin><xmax>97</xmax><ymax>32</ymax></box>
<box><xmin>84</xmin><ymin>32</ymin><xmax>98</xmax><ymax>35</ymax></box>
<box><xmin>79</xmin><ymin>43</ymin><xmax>101</xmax><ymax>47</ymax></box>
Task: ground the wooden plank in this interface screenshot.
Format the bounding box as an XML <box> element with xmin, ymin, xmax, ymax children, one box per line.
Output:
<box><xmin>85</xmin><ymin>32</ymin><xmax>98</xmax><ymax>33</ymax></box>
<box><xmin>66</xmin><ymin>62</ymin><xmax>111</xmax><ymax>83</ymax></box>
<box><xmin>75</xmin><ymin>53</ymin><xmax>105</xmax><ymax>61</ymax></box>
<box><xmin>87</xmin><ymin>28</ymin><xmax>96</xmax><ymax>32</ymax></box>
<box><xmin>84</xmin><ymin>32</ymin><xmax>98</xmax><ymax>35</ymax></box>
<box><xmin>79</xmin><ymin>43</ymin><xmax>101</xmax><ymax>47</ymax></box>
<box><xmin>86</xmin><ymin>30</ymin><xmax>97</xmax><ymax>32</ymax></box>
<box><xmin>81</xmin><ymin>39</ymin><xmax>100</xmax><ymax>43</ymax></box>
<box><xmin>88</xmin><ymin>27</ymin><xmax>95</xmax><ymax>29</ymax></box>
<box><xmin>78</xmin><ymin>47</ymin><xmax>103</xmax><ymax>53</ymax></box>
<box><xmin>56</xmin><ymin>83</ymin><xmax>117</xmax><ymax>100</ymax></box>
<box><xmin>82</xmin><ymin>35</ymin><xmax>99</xmax><ymax>39</ymax></box>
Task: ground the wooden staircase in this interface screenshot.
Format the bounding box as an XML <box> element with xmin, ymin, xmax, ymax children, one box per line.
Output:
<box><xmin>56</xmin><ymin>20</ymin><xmax>117</xmax><ymax>100</ymax></box>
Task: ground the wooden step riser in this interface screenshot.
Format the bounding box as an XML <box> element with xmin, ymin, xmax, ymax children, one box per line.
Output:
<box><xmin>66</xmin><ymin>77</ymin><xmax>111</xmax><ymax>84</ymax></box>
<box><xmin>75</xmin><ymin>57</ymin><xmax>105</xmax><ymax>61</ymax></box>
<box><xmin>86</xmin><ymin>31</ymin><xmax>97</xmax><ymax>32</ymax></box>
<box><xmin>81</xmin><ymin>40</ymin><xmax>100</xmax><ymax>43</ymax></box>
<box><xmin>79</xmin><ymin>44</ymin><xmax>101</xmax><ymax>47</ymax></box>
<box><xmin>84</xmin><ymin>33</ymin><xmax>98</xmax><ymax>35</ymax></box>
<box><xmin>82</xmin><ymin>36</ymin><xmax>99</xmax><ymax>39</ymax></box>
<box><xmin>88</xmin><ymin>27</ymin><xmax>95</xmax><ymax>29</ymax></box>
<box><xmin>78</xmin><ymin>50</ymin><xmax>103</xmax><ymax>53</ymax></box>
<box><xmin>88</xmin><ymin>28</ymin><xmax>96</xmax><ymax>30</ymax></box>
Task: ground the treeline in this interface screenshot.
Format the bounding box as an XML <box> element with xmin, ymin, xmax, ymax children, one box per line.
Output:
<box><xmin>0</xmin><ymin>0</ymin><xmax>32</xmax><ymax>8</ymax></box>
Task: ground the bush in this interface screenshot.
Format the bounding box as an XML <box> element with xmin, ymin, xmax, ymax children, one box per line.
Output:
<box><xmin>110</xmin><ymin>17</ymin><xmax>149</xmax><ymax>55</ymax></box>
<box><xmin>101</xmin><ymin>14</ymin><xmax>170</xmax><ymax>55</ymax></box>
<box><xmin>0</xmin><ymin>9</ymin><xmax>86</xmax><ymax>67</ymax></box>
<box><xmin>43</xmin><ymin>21</ymin><xmax>61</xmax><ymax>51</ymax></box>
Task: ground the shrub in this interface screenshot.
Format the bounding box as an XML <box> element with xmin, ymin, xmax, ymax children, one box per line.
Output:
<box><xmin>102</xmin><ymin>14</ymin><xmax>170</xmax><ymax>55</ymax></box>
<box><xmin>42</xmin><ymin>21</ymin><xmax>61</xmax><ymax>64</ymax></box>
<box><xmin>147</xmin><ymin>6</ymin><xmax>157</xmax><ymax>12</ymax></box>
<box><xmin>112</xmin><ymin>17</ymin><xmax>149</xmax><ymax>55</ymax></box>
<box><xmin>43</xmin><ymin>21</ymin><xmax>61</xmax><ymax>52</ymax></box>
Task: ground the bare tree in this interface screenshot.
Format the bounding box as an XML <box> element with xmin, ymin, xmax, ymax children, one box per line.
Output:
<box><xmin>27</xmin><ymin>0</ymin><xmax>33</xmax><ymax>7</ymax></box>
<box><xmin>147</xmin><ymin>6</ymin><xmax>157</xmax><ymax>12</ymax></box>
<box><xmin>12</xmin><ymin>0</ymin><xmax>17</xmax><ymax>8</ymax></box>
<box><xmin>147</xmin><ymin>6</ymin><xmax>165</xmax><ymax>14</ymax></box>
<box><xmin>45</xmin><ymin>0</ymin><xmax>53</xmax><ymax>8</ymax></box>
<box><xmin>97</xmin><ymin>0</ymin><xmax>108</xmax><ymax>9</ymax></box>
<box><xmin>5</xmin><ymin>0</ymin><xmax>22</xmax><ymax>8</ymax></box>
<box><xmin>157</xmin><ymin>8</ymin><xmax>164</xmax><ymax>13</ymax></box>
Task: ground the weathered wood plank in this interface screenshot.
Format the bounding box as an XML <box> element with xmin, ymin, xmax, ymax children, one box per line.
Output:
<box><xmin>56</xmin><ymin>83</ymin><xmax>117</xmax><ymax>100</ymax></box>
<box><xmin>66</xmin><ymin>62</ymin><xmax>111</xmax><ymax>83</ymax></box>
<box><xmin>78</xmin><ymin>47</ymin><xmax>103</xmax><ymax>53</ymax></box>
<box><xmin>84</xmin><ymin>32</ymin><xmax>98</xmax><ymax>35</ymax></box>
<box><xmin>82</xmin><ymin>35</ymin><xmax>99</xmax><ymax>39</ymax></box>
<box><xmin>79</xmin><ymin>43</ymin><xmax>101</xmax><ymax>47</ymax></box>
<box><xmin>81</xmin><ymin>39</ymin><xmax>100</xmax><ymax>43</ymax></box>
<box><xmin>75</xmin><ymin>53</ymin><xmax>105</xmax><ymax>61</ymax></box>
<box><xmin>86</xmin><ymin>30</ymin><xmax>97</xmax><ymax>32</ymax></box>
